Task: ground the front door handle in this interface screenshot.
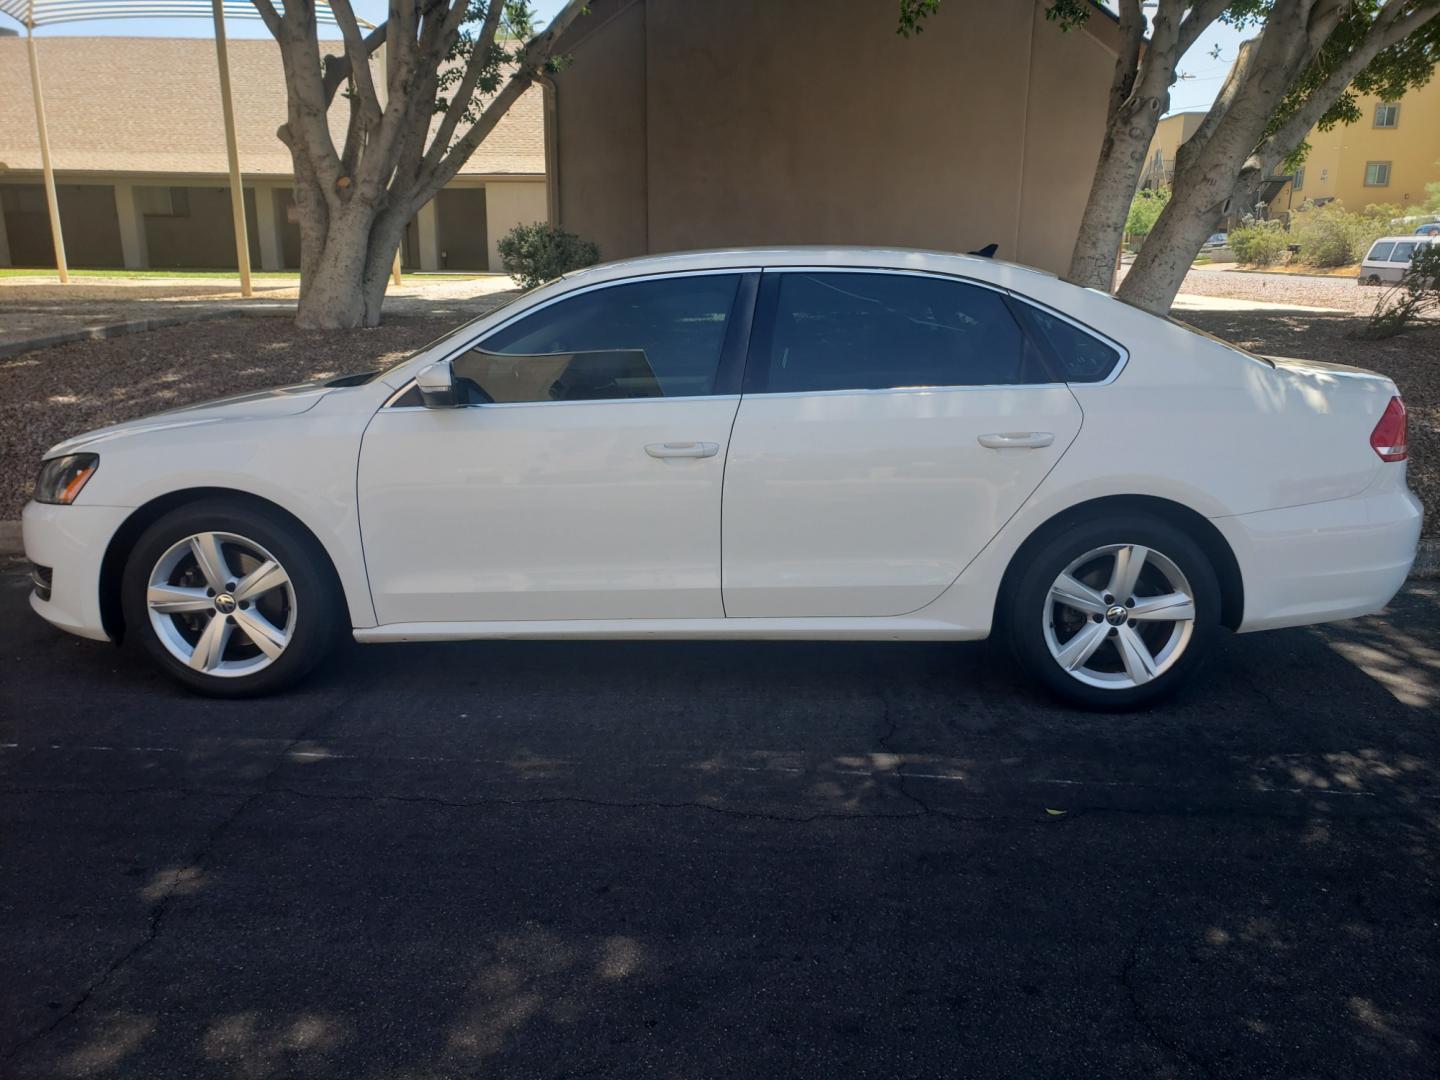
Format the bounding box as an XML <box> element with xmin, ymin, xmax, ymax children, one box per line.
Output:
<box><xmin>977</xmin><ymin>431</ymin><xmax>1055</xmax><ymax>450</ymax></box>
<box><xmin>645</xmin><ymin>441</ymin><xmax>720</xmax><ymax>459</ymax></box>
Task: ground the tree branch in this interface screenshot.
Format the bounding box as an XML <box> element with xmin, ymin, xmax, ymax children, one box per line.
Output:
<box><xmin>425</xmin><ymin>0</ymin><xmax>508</xmax><ymax>171</ymax></box>
<box><xmin>321</xmin><ymin>22</ymin><xmax>388</xmax><ymax>106</ymax></box>
<box><xmin>249</xmin><ymin>0</ymin><xmax>284</xmax><ymax>38</ymax></box>
<box><xmin>1176</xmin><ymin>0</ymin><xmax>1233</xmax><ymax>58</ymax></box>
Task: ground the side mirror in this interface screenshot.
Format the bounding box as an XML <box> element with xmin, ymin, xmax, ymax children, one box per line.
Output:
<box><xmin>415</xmin><ymin>359</ymin><xmax>459</xmax><ymax>409</ymax></box>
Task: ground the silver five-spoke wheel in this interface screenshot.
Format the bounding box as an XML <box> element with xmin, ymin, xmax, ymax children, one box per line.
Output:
<box><xmin>146</xmin><ymin>531</ymin><xmax>297</xmax><ymax>678</ymax></box>
<box><xmin>1042</xmin><ymin>543</ymin><xmax>1196</xmax><ymax>690</ymax></box>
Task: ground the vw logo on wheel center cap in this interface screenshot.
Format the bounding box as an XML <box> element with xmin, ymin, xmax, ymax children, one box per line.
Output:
<box><xmin>1105</xmin><ymin>604</ymin><xmax>1128</xmax><ymax>626</ymax></box>
<box><xmin>214</xmin><ymin>593</ymin><xmax>237</xmax><ymax>614</ymax></box>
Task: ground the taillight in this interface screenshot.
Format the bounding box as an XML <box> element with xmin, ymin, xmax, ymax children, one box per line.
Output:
<box><xmin>1370</xmin><ymin>396</ymin><xmax>1408</xmax><ymax>462</ymax></box>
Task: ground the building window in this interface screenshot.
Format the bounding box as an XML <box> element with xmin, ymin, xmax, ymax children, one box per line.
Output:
<box><xmin>1293</xmin><ymin>167</ymin><xmax>1305</xmax><ymax>191</ymax></box>
<box><xmin>1364</xmin><ymin>161</ymin><xmax>1392</xmax><ymax>187</ymax></box>
<box><xmin>1374</xmin><ymin>102</ymin><xmax>1399</xmax><ymax>128</ymax></box>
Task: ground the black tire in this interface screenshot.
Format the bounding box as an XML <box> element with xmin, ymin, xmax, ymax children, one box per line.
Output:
<box><xmin>1004</xmin><ymin>514</ymin><xmax>1221</xmax><ymax>710</ymax></box>
<box><xmin>121</xmin><ymin>498</ymin><xmax>342</xmax><ymax>697</ymax></box>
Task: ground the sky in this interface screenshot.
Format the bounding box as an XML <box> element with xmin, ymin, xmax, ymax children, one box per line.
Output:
<box><xmin>5</xmin><ymin>0</ymin><xmax>1243</xmax><ymax>118</ymax></box>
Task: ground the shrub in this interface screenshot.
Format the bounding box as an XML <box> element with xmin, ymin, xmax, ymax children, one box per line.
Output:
<box><xmin>496</xmin><ymin>222</ymin><xmax>600</xmax><ymax>290</ymax></box>
<box><xmin>1126</xmin><ymin>187</ymin><xmax>1170</xmax><ymax>240</ymax></box>
<box><xmin>1289</xmin><ymin>202</ymin><xmax>1390</xmax><ymax>268</ymax></box>
<box><xmin>1228</xmin><ymin>220</ymin><xmax>1288</xmax><ymax>266</ymax></box>
<box><xmin>1362</xmin><ymin>244</ymin><xmax>1440</xmax><ymax>339</ymax></box>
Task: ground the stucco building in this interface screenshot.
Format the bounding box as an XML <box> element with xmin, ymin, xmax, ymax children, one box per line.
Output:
<box><xmin>0</xmin><ymin>34</ymin><xmax>547</xmax><ymax>272</ymax></box>
<box><xmin>542</xmin><ymin>0</ymin><xmax>1123</xmax><ymax>277</ymax></box>
<box><xmin>1266</xmin><ymin>78</ymin><xmax>1440</xmax><ymax>217</ymax></box>
<box><xmin>1138</xmin><ymin>110</ymin><xmax>1207</xmax><ymax>191</ymax></box>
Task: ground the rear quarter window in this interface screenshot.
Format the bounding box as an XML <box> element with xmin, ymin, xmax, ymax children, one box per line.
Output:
<box><xmin>1010</xmin><ymin>303</ymin><xmax>1123</xmax><ymax>383</ymax></box>
<box><xmin>1367</xmin><ymin>241</ymin><xmax>1396</xmax><ymax>262</ymax></box>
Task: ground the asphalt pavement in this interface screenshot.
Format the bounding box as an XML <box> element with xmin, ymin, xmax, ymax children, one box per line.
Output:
<box><xmin>2</xmin><ymin>560</ymin><xmax>1438</xmax><ymax>1079</ymax></box>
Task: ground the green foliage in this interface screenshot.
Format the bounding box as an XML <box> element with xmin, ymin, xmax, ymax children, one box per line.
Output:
<box><xmin>1228</xmin><ymin>218</ymin><xmax>1289</xmax><ymax>265</ymax></box>
<box><xmin>496</xmin><ymin>222</ymin><xmax>600</xmax><ymax>289</ymax></box>
<box><xmin>1362</xmin><ymin>243</ymin><xmax>1440</xmax><ymax>338</ymax></box>
<box><xmin>898</xmin><ymin>0</ymin><xmax>1090</xmax><ymax>37</ymax></box>
<box><xmin>1269</xmin><ymin>1</ymin><xmax>1440</xmax><ymax>149</ymax></box>
<box><xmin>1126</xmin><ymin>187</ymin><xmax>1171</xmax><ymax>238</ymax></box>
<box><xmin>1289</xmin><ymin>202</ymin><xmax>1392</xmax><ymax>267</ymax></box>
<box><xmin>1426</xmin><ymin>178</ymin><xmax>1440</xmax><ymax>213</ymax></box>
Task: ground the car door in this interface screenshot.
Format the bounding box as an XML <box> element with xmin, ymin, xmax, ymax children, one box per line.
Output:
<box><xmin>359</xmin><ymin>270</ymin><xmax>757</xmax><ymax>625</ymax></box>
<box><xmin>720</xmin><ymin>269</ymin><xmax>1087</xmax><ymax>618</ymax></box>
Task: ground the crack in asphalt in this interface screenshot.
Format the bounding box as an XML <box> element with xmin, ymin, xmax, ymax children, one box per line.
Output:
<box><xmin>1116</xmin><ymin>885</ymin><xmax>1219</xmax><ymax>1080</ymax></box>
<box><xmin>0</xmin><ymin>690</ymin><xmax>358</xmax><ymax>1064</ymax></box>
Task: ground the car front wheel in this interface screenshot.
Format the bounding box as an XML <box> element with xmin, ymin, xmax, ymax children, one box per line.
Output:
<box><xmin>1005</xmin><ymin>515</ymin><xmax>1221</xmax><ymax>710</ymax></box>
<box><xmin>121</xmin><ymin>500</ymin><xmax>340</xmax><ymax>696</ymax></box>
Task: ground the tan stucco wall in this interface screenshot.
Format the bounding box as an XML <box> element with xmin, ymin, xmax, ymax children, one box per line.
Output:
<box><xmin>548</xmin><ymin>0</ymin><xmax>1117</xmax><ymax>275</ymax></box>
<box><xmin>484</xmin><ymin>179</ymin><xmax>550</xmax><ymax>271</ymax></box>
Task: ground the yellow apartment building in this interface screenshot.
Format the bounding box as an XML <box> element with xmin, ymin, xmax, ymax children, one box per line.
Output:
<box><xmin>1138</xmin><ymin>110</ymin><xmax>1207</xmax><ymax>190</ymax></box>
<box><xmin>1269</xmin><ymin>78</ymin><xmax>1440</xmax><ymax>216</ymax></box>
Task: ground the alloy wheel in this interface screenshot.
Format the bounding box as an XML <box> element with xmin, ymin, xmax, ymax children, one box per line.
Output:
<box><xmin>1041</xmin><ymin>543</ymin><xmax>1196</xmax><ymax>690</ymax></box>
<box><xmin>146</xmin><ymin>531</ymin><xmax>297</xmax><ymax>678</ymax></box>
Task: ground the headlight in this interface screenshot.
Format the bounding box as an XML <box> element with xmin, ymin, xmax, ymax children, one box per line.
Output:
<box><xmin>34</xmin><ymin>454</ymin><xmax>99</xmax><ymax>505</ymax></box>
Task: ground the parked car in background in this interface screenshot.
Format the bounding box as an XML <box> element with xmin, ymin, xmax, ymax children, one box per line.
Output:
<box><xmin>23</xmin><ymin>247</ymin><xmax>1421</xmax><ymax>709</ymax></box>
<box><xmin>1203</xmin><ymin>232</ymin><xmax>1229</xmax><ymax>248</ymax></box>
<box><xmin>1414</xmin><ymin>223</ymin><xmax>1440</xmax><ymax>237</ymax></box>
<box><xmin>1360</xmin><ymin>235</ymin><xmax>1439</xmax><ymax>284</ymax></box>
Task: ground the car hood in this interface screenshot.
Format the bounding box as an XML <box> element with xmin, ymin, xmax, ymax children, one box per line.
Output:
<box><xmin>44</xmin><ymin>382</ymin><xmax>335</xmax><ymax>458</ymax></box>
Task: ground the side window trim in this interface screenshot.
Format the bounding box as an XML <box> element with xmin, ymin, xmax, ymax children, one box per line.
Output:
<box><xmin>740</xmin><ymin>266</ymin><xmax>1073</xmax><ymax>397</ymax></box>
<box><xmin>385</xmin><ymin>268</ymin><xmax>761</xmax><ymax>409</ymax></box>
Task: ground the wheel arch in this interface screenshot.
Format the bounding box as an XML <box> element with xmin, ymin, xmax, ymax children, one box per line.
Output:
<box><xmin>994</xmin><ymin>494</ymin><xmax>1244</xmax><ymax>631</ymax></box>
<box><xmin>99</xmin><ymin>487</ymin><xmax>348</xmax><ymax>643</ymax></box>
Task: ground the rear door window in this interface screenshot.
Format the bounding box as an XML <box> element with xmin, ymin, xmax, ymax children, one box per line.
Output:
<box><xmin>1390</xmin><ymin>242</ymin><xmax>1417</xmax><ymax>264</ymax></box>
<box><xmin>750</xmin><ymin>272</ymin><xmax>1048</xmax><ymax>393</ymax></box>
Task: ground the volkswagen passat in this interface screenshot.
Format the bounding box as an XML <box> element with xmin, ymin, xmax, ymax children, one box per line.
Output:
<box><xmin>24</xmin><ymin>248</ymin><xmax>1422</xmax><ymax>708</ymax></box>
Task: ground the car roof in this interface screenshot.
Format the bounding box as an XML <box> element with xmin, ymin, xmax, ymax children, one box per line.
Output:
<box><xmin>1371</xmin><ymin>235</ymin><xmax>1435</xmax><ymax>245</ymax></box>
<box><xmin>559</xmin><ymin>245</ymin><xmax>1050</xmax><ymax>288</ymax></box>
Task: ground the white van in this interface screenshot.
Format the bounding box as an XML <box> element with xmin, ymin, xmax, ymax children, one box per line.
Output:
<box><xmin>1359</xmin><ymin>235</ymin><xmax>1437</xmax><ymax>285</ymax></box>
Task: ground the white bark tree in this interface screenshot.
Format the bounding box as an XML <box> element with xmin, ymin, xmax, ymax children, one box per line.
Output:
<box><xmin>250</xmin><ymin>0</ymin><xmax>586</xmax><ymax>329</ymax></box>
<box><xmin>901</xmin><ymin>1</ymin><xmax>1440</xmax><ymax>314</ymax></box>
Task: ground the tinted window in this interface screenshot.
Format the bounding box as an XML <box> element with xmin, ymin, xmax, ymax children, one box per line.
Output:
<box><xmin>452</xmin><ymin>274</ymin><xmax>742</xmax><ymax>403</ymax></box>
<box><xmin>755</xmin><ymin>273</ymin><xmax>1044</xmax><ymax>393</ymax></box>
<box><xmin>1391</xmin><ymin>242</ymin><xmax>1417</xmax><ymax>264</ymax></box>
<box><xmin>1011</xmin><ymin>303</ymin><xmax>1123</xmax><ymax>383</ymax></box>
<box><xmin>1368</xmin><ymin>241</ymin><xmax>1396</xmax><ymax>262</ymax></box>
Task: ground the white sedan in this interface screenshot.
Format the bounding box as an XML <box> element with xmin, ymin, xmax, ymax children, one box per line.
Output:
<box><xmin>23</xmin><ymin>247</ymin><xmax>1421</xmax><ymax>708</ymax></box>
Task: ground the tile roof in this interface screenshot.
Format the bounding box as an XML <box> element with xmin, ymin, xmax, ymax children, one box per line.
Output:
<box><xmin>0</xmin><ymin>35</ymin><xmax>544</xmax><ymax>178</ymax></box>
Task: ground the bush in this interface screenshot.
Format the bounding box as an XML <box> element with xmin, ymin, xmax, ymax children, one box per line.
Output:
<box><xmin>1289</xmin><ymin>202</ymin><xmax>1390</xmax><ymax>268</ymax></box>
<box><xmin>1362</xmin><ymin>244</ymin><xmax>1440</xmax><ymax>339</ymax></box>
<box><xmin>1126</xmin><ymin>187</ymin><xmax>1170</xmax><ymax>240</ymax></box>
<box><xmin>1228</xmin><ymin>220</ymin><xmax>1288</xmax><ymax>266</ymax></box>
<box><xmin>496</xmin><ymin>222</ymin><xmax>600</xmax><ymax>290</ymax></box>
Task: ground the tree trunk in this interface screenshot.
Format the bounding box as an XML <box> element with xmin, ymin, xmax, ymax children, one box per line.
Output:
<box><xmin>1065</xmin><ymin>105</ymin><xmax>1164</xmax><ymax>291</ymax></box>
<box><xmin>295</xmin><ymin>206</ymin><xmax>376</xmax><ymax>329</ymax></box>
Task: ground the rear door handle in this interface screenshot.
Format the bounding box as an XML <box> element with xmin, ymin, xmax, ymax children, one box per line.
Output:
<box><xmin>977</xmin><ymin>431</ymin><xmax>1055</xmax><ymax>449</ymax></box>
<box><xmin>645</xmin><ymin>441</ymin><xmax>719</xmax><ymax>459</ymax></box>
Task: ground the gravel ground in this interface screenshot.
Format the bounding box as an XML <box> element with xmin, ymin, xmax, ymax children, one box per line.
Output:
<box><xmin>1121</xmin><ymin>264</ymin><xmax>1378</xmax><ymax>313</ymax></box>
<box><xmin>3</xmin><ymin>304</ymin><xmax>1436</xmax><ymax>537</ymax></box>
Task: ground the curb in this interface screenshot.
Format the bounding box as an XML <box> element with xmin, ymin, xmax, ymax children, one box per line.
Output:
<box><xmin>0</xmin><ymin>305</ymin><xmax>299</xmax><ymax>361</ymax></box>
<box><xmin>3</xmin><ymin>521</ymin><xmax>1437</xmax><ymax>579</ymax></box>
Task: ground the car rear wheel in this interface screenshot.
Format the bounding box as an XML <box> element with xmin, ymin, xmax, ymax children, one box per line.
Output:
<box><xmin>121</xmin><ymin>500</ymin><xmax>340</xmax><ymax>696</ymax></box>
<box><xmin>1005</xmin><ymin>515</ymin><xmax>1220</xmax><ymax>710</ymax></box>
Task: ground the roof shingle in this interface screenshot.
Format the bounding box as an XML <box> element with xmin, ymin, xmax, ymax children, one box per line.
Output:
<box><xmin>0</xmin><ymin>35</ymin><xmax>544</xmax><ymax>178</ymax></box>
